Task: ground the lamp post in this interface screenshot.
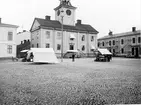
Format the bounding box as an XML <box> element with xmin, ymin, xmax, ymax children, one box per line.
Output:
<box><xmin>60</xmin><ymin>9</ymin><xmax>64</xmax><ymax>62</ymax></box>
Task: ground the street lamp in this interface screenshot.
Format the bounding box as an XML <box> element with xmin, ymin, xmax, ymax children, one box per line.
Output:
<box><xmin>60</xmin><ymin>9</ymin><xmax>64</xmax><ymax>62</ymax></box>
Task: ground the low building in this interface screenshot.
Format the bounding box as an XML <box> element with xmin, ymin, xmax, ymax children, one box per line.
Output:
<box><xmin>0</xmin><ymin>18</ymin><xmax>18</xmax><ymax>58</ymax></box>
<box><xmin>98</xmin><ymin>27</ymin><xmax>141</xmax><ymax>58</ymax></box>
<box><xmin>30</xmin><ymin>0</ymin><xmax>98</xmax><ymax>57</ymax></box>
<box><xmin>16</xmin><ymin>30</ymin><xmax>31</xmax><ymax>45</ymax></box>
<box><xmin>16</xmin><ymin>30</ymin><xmax>31</xmax><ymax>57</ymax></box>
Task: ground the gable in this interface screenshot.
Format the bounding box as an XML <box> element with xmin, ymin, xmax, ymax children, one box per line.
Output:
<box><xmin>30</xmin><ymin>19</ymin><xmax>40</xmax><ymax>32</ymax></box>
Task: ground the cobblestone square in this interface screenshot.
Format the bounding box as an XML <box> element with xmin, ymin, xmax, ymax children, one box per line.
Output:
<box><xmin>0</xmin><ymin>58</ymin><xmax>141</xmax><ymax>104</ymax></box>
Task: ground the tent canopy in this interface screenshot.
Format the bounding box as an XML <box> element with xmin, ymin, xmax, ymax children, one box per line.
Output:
<box><xmin>20</xmin><ymin>49</ymin><xmax>29</xmax><ymax>52</ymax></box>
<box><xmin>97</xmin><ymin>48</ymin><xmax>112</xmax><ymax>55</ymax></box>
<box><xmin>27</xmin><ymin>48</ymin><xmax>59</xmax><ymax>63</ymax></box>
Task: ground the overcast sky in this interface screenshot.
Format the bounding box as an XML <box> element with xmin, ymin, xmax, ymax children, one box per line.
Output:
<box><xmin>0</xmin><ymin>0</ymin><xmax>140</xmax><ymax>38</ymax></box>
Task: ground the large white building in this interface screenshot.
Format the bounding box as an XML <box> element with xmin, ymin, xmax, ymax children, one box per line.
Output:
<box><xmin>0</xmin><ymin>18</ymin><xmax>18</xmax><ymax>58</ymax></box>
<box><xmin>30</xmin><ymin>0</ymin><xmax>98</xmax><ymax>57</ymax></box>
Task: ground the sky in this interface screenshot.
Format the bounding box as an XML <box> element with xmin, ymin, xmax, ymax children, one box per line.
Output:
<box><xmin>0</xmin><ymin>0</ymin><xmax>140</xmax><ymax>38</ymax></box>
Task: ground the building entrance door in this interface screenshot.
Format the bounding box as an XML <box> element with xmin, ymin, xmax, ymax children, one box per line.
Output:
<box><xmin>135</xmin><ymin>47</ymin><xmax>139</xmax><ymax>58</ymax></box>
<box><xmin>69</xmin><ymin>44</ymin><xmax>74</xmax><ymax>50</ymax></box>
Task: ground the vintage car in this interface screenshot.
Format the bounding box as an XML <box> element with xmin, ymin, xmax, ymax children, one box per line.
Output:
<box><xmin>94</xmin><ymin>48</ymin><xmax>112</xmax><ymax>62</ymax></box>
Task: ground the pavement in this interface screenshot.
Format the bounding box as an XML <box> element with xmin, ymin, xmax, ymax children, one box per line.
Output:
<box><xmin>0</xmin><ymin>57</ymin><xmax>141</xmax><ymax>104</ymax></box>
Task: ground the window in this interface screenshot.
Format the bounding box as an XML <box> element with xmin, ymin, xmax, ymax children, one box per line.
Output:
<box><xmin>32</xmin><ymin>44</ymin><xmax>34</xmax><ymax>48</ymax></box>
<box><xmin>91</xmin><ymin>36</ymin><xmax>94</xmax><ymax>41</ymax></box>
<box><xmin>121</xmin><ymin>39</ymin><xmax>124</xmax><ymax>45</ymax></box>
<box><xmin>132</xmin><ymin>48</ymin><xmax>134</xmax><ymax>55</ymax></box>
<box><xmin>138</xmin><ymin>37</ymin><xmax>141</xmax><ymax>43</ymax></box>
<box><xmin>109</xmin><ymin>41</ymin><xmax>111</xmax><ymax>46</ymax></box>
<box><xmin>37</xmin><ymin>43</ymin><xmax>39</xmax><ymax>48</ymax></box>
<box><xmin>7</xmin><ymin>45</ymin><xmax>12</xmax><ymax>54</ymax></box>
<box><xmin>109</xmin><ymin>49</ymin><xmax>111</xmax><ymax>52</ymax></box>
<box><xmin>113</xmin><ymin>40</ymin><xmax>115</xmax><ymax>45</ymax></box>
<box><xmin>121</xmin><ymin>48</ymin><xmax>124</xmax><ymax>54</ymax></box>
<box><xmin>57</xmin><ymin>44</ymin><xmax>61</xmax><ymax>50</ymax></box>
<box><xmin>57</xmin><ymin>32</ymin><xmax>61</xmax><ymax>39</ymax></box>
<box><xmin>82</xmin><ymin>45</ymin><xmax>85</xmax><ymax>51</ymax></box>
<box><xmin>8</xmin><ymin>32</ymin><xmax>13</xmax><ymax>41</ymax></box>
<box><xmin>46</xmin><ymin>43</ymin><xmax>50</xmax><ymax>48</ymax></box>
<box><xmin>98</xmin><ymin>42</ymin><xmax>100</xmax><ymax>47</ymax></box>
<box><xmin>69</xmin><ymin>44</ymin><xmax>74</xmax><ymax>50</ymax></box>
<box><xmin>37</xmin><ymin>30</ymin><xmax>39</xmax><ymax>36</ymax></box>
<box><xmin>46</xmin><ymin>31</ymin><xmax>50</xmax><ymax>39</ymax></box>
<box><xmin>81</xmin><ymin>35</ymin><xmax>85</xmax><ymax>41</ymax></box>
<box><xmin>132</xmin><ymin>38</ymin><xmax>135</xmax><ymax>43</ymax></box>
<box><xmin>113</xmin><ymin>49</ymin><xmax>115</xmax><ymax>53</ymax></box>
<box><xmin>102</xmin><ymin>42</ymin><xmax>104</xmax><ymax>46</ymax></box>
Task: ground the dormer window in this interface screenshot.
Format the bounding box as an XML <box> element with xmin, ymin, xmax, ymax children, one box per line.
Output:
<box><xmin>70</xmin><ymin>34</ymin><xmax>75</xmax><ymax>40</ymax></box>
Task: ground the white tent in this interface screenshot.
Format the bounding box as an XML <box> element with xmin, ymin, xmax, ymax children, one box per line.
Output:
<box><xmin>97</xmin><ymin>48</ymin><xmax>112</xmax><ymax>55</ymax></box>
<box><xmin>27</xmin><ymin>48</ymin><xmax>59</xmax><ymax>63</ymax></box>
<box><xmin>20</xmin><ymin>49</ymin><xmax>29</xmax><ymax>52</ymax></box>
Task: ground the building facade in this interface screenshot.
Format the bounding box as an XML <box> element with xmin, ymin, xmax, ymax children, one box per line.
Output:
<box><xmin>0</xmin><ymin>18</ymin><xmax>18</xmax><ymax>58</ymax></box>
<box><xmin>16</xmin><ymin>30</ymin><xmax>31</xmax><ymax>57</ymax></box>
<box><xmin>30</xmin><ymin>0</ymin><xmax>98</xmax><ymax>57</ymax></box>
<box><xmin>98</xmin><ymin>27</ymin><xmax>141</xmax><ymax>58</ymax></box>
<box><xmin>16</xmin><ymin>30</ymin><xmax>31</xmax><ymax>45</ymax></box>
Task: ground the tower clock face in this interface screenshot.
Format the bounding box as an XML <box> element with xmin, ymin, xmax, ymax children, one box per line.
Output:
<box><xmin>66</xmin><ymin>9</ymin><xmax>71</xmax><ymax>16</ymax></box>
<box><xmin>57</xmin><ymin>10</ymin><xmax>60</xmax><ymax>16</ymax></box>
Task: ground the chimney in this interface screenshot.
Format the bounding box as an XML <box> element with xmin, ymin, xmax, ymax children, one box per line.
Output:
<box><xmin>77</xmin><ymin>20</ymin><xmax>81</xmax><ymax>25</ymax></box>
<box><xmin>24</xmin><ymin>40</ymin><xmax>26</xmax><ymax>44</ymax></box>
<box><xmin>132</xmin><ymin>27</ymin><xmax>136</xmax><ymax>32</ymax></box>
<box><xmin>108</xmin><ymin>30</ymin><xmax>113</xmax><ymax>36</ymax></box>
<box><xmin>23</xmin><ymin>30</ymin><xmax>26</xmax><ymax>32</ymax></box>
<box><xmin>45</xmin><ymin>16</ymin><xmax>51</xmax><ymax>20</ymax></box>
<box><xmin>0</xmin><ymin>18</ymin><xmax>1</xmax><ymax>24</ymax></box>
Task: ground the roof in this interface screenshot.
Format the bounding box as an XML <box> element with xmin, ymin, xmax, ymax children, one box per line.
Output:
<box><xmin>31</xmin><ymin>18</ymin><xmax>98</xmax><ymax>34</ymax></box>
<box><xmin>54</xmin><ymin>4</ymin><xmax>76</xmax><ymax>10</ymax></box>
<box><xmin>98</xmin><ymin>30</ymin><xmax>141</xmax><ymax>40</ymax></box>
<box><xmin>54</xmin><ymin>1</ymin><xmax>77</xmax><ymax>10</ymax></box>
<box><xmin>0</xmin><ymin>23</ymin><xmax>18</xmax><ymax>28</ymax></box>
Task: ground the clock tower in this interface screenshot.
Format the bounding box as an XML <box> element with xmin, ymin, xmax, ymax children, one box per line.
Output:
<box><xmin>54</xmin><ymin>0</ymin><xmax>76</xmax><ymax>26</ymax></box>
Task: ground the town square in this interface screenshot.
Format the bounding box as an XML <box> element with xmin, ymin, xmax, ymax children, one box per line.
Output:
<box><xmin>0</xmin><ymin>57</ymin><xmax>141</xmax><ymax>104</ymax></box>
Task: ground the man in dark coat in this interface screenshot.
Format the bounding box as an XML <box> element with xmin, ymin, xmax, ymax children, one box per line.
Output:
<box><xmin>72</xmin><ymin>53</ymin><xmax>75</xmax><ymax>62</ymax></box>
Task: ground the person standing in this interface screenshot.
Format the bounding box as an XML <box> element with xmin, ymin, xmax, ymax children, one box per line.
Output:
<box><xmin>72</xmin><ymin>53</ymin><xmax>75</xmax><ymax>62</ymax></box>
